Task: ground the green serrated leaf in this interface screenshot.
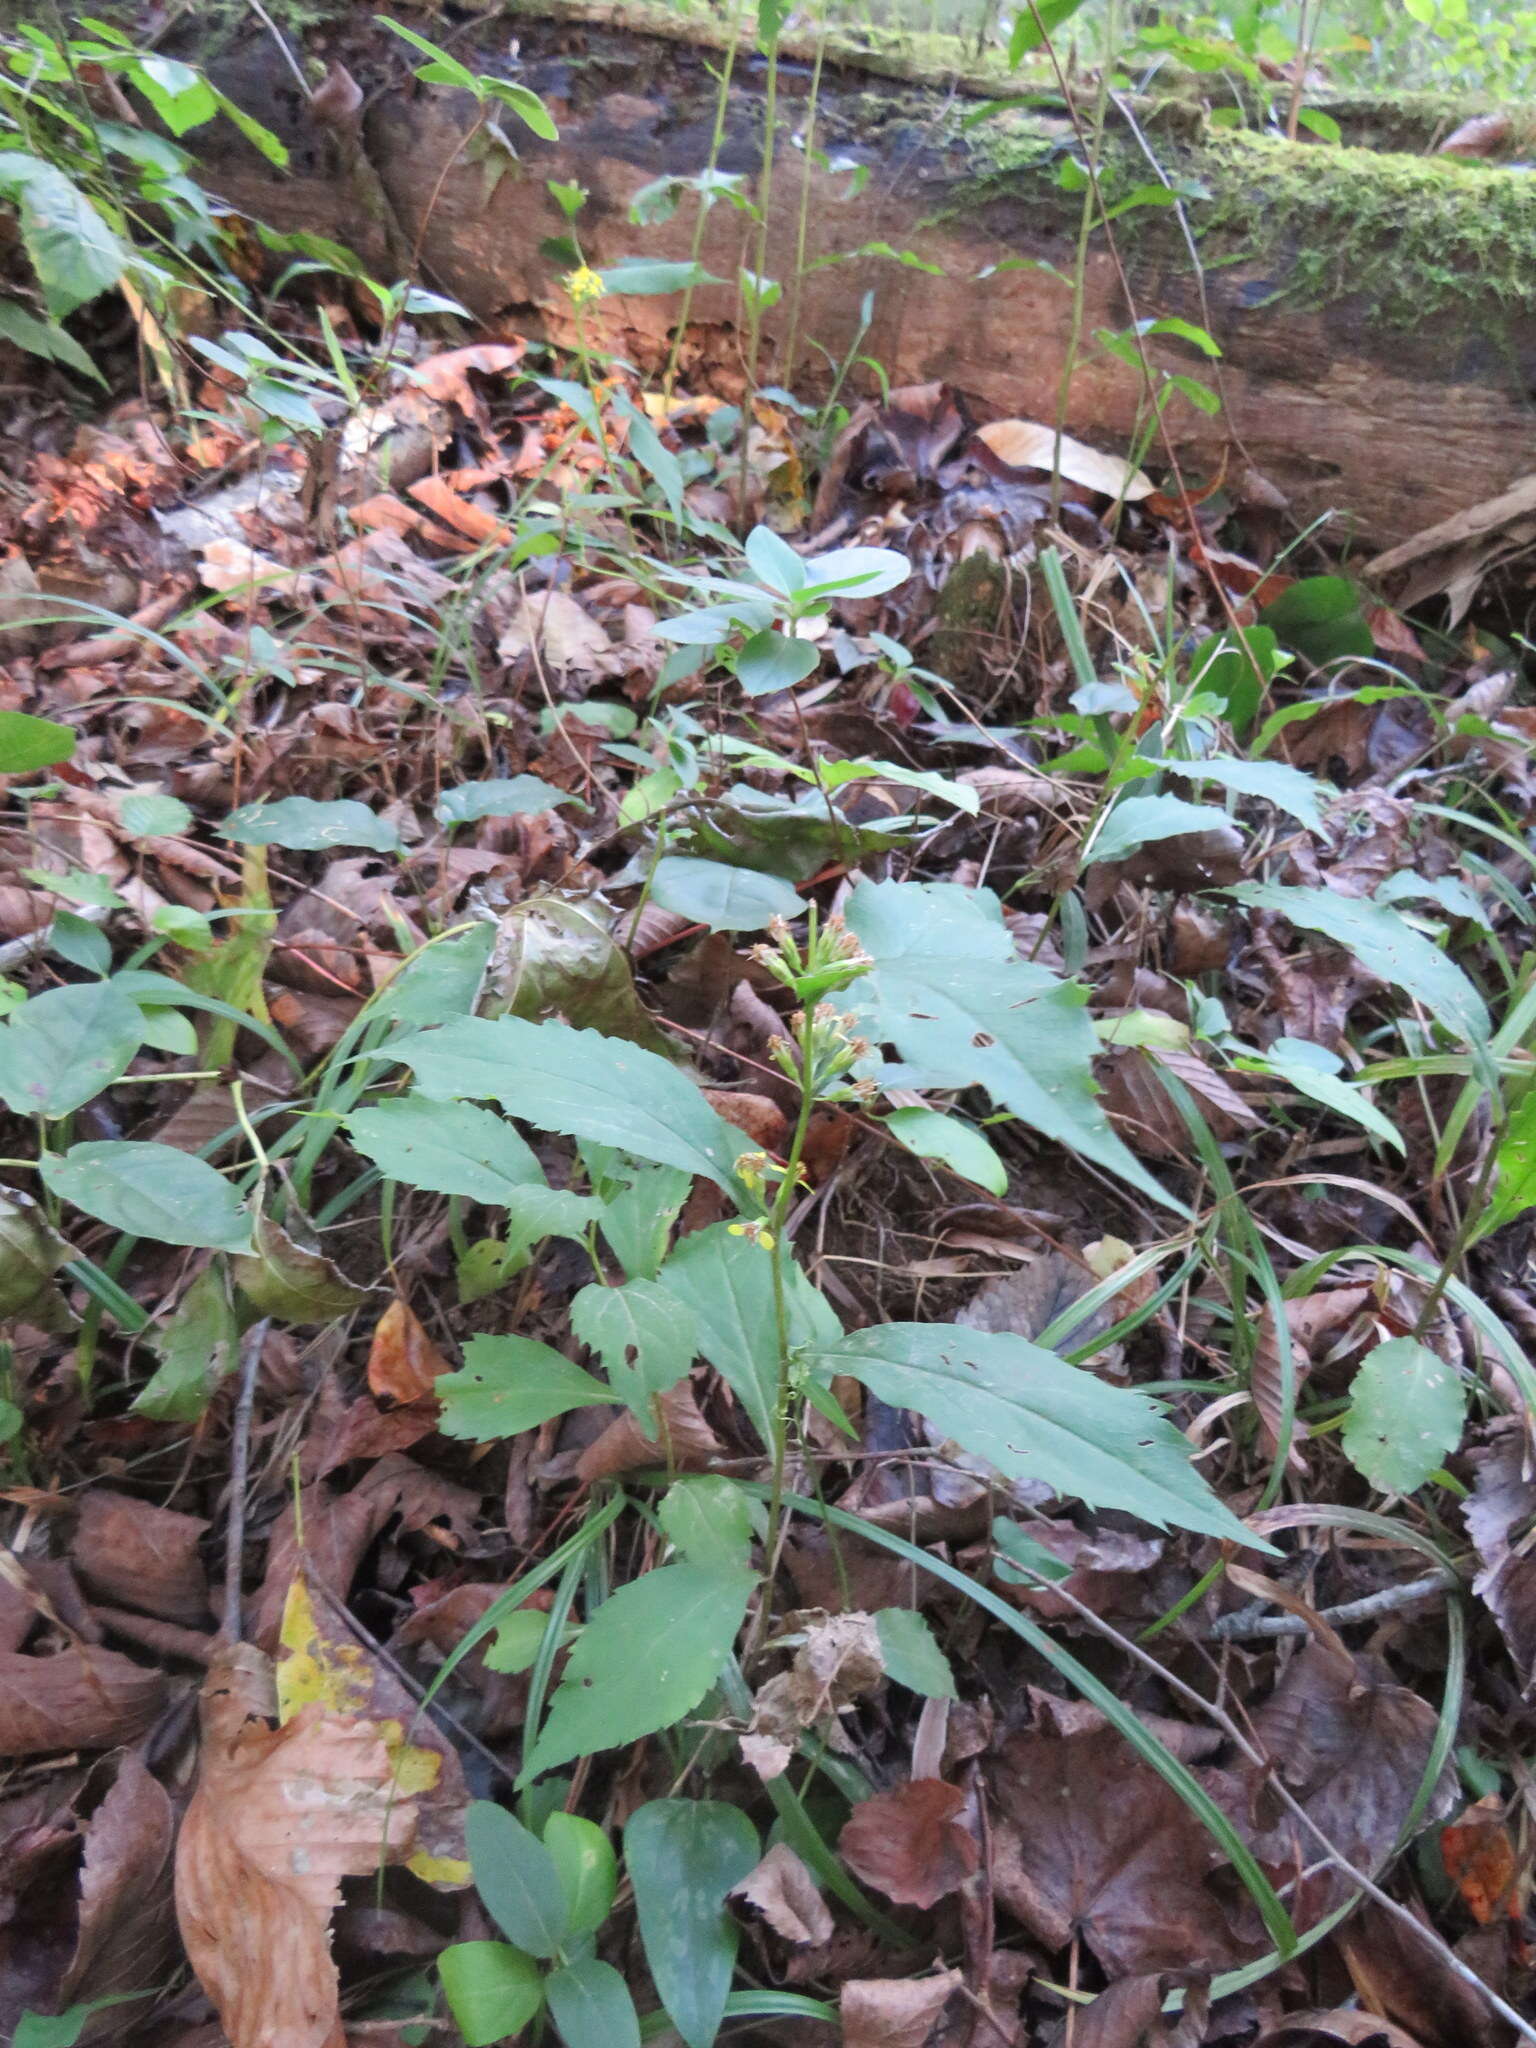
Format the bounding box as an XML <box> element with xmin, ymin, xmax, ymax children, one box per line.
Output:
<box><xmin>812</xmin><ymin>1323</ymin><xmax>1262</xmax><ymax>1545</ymax></box>
<box><xmin>1341</xmin><ymin>1336</ymin><xmax>1466</xmax><ymax>1495</ymax></box>
<box><xmin>384</xmin><ymin>1017</ymin><xmax>751</xmax><ymax>1199</ymax></box>
<box><xmin>0</xmin><ymin>704</ymin><xmax>75</xmax><ymax>770</ymax></box>
<box><xmin>117</xmin><ymin>790</ymin><xmax>194</xmax><ymax>838</ymax></box>
<box><xmin>524</xmin><ymin>1565</ymin><xmax>756</xmax><ymax>1781</ymax></box>
<box><xmin>657</xmin><ymin>1223</ymin><xmax>841</xmax><ymax>1450</ymax></box>
<box><xmin>437</xmin><ymin>1333</ymin><xmax>612</xmax><ymax>1440</ymax></box>
<box><xmin>134</xmin><ymin>1260</ymin><xmax>238</xmax><ymax>1419</ymax></box>
<box><xmin>848</xmin><ymin>879</ymin><xmax>1177</xmax><ymax>1210</ymax></box>
<box><xmin>0</xmin><ymin>153</ymin><xmax>125</xmax><ymax>316</ymax></box>
<box><xmin>1089</xmin><ymin>794</ymin><xmax>1238</xmax><ymax>865</ymax></box>
<box><xmin>658</xmin><ymin>1476</ymin><xmax>763</xmax><ymax>1566</ymax></box>
<box><xmin>41</xmin><ymin>1142</ymin><xmax>248</xmax><ymax>1250</ymax></box>
<box><xmin>571</xmin><ymin>1277</ymin><xmax>696</xmax><ymax>1423</ymax></box>
<box><xmin>347</xmin><ymin>1096</ymin><xmax>599</xmax><ymax>1239</ymax></box>
<box><xmin>1154</xmin><ymin>754</ymin><xmax>1324</xmax><ymax>834</ymax></box>
<box><xmin>626</xmin><ymin>1800</ymin><xmax>760</xmax><ymax>2048</ymax></box>
<box><xmin>1482</xmin><ymin>1086</ymin><xmax>1536</xmax><ymax>1238</ymax></box>
<box><xmin>874</xmin><ymin>1608</ymin><xmax>955</xmax><ymax>1698</ymax></box>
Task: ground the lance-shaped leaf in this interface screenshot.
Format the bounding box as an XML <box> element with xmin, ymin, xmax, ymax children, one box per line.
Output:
<box><xmin>810</xmin><ymin>1323</ymin><xmax>1263</xmax><ymax>1545</ymax></box>
<box><xmin>523</xmin><ymin>1564</ymin><xmax>756</xmax><ymax>1782</ymax></box>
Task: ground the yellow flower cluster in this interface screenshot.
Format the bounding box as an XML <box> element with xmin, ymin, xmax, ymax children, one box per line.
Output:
<box><xmin>564</xmin><ymin>265</ymin><xmax>606</xmax><ymax>306</ymax></box>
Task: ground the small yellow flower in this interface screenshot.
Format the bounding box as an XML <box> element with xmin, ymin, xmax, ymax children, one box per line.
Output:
<box><xmin>564</xmin><ymin>265</ymin><xmax>607</xmax><ymax>306</ymax></box>
<box><xmin>727</xmin><ymin>1220</ymin><xmax>776</xmax><ymax>1251</ymax></box>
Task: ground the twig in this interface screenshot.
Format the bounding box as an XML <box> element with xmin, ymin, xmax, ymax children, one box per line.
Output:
<box><xmin>1208</xmin><ymin>1569</ymin><xmax>1458</xmax><ymax>1641</ymax></box>
<box><xmin>222</xmin><ymin>1317</ymin><xmax>270</xmax><ymax>1643</ymax></box>
<box><xmin>242</xmin><ymin>0</ymin><xmax>312</xmax><ymax>100</ymax></box>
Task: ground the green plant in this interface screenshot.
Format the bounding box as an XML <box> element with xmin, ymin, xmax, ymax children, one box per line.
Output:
<box><xmin>0</xmin><ymin>19</ymin><xmax>289</xmax><ymax>388</ymax></box>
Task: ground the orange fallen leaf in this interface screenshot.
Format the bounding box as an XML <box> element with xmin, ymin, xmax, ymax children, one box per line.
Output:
<box><xmin>407</xmin><ymin>474</ymin><xmax>512</xmax><ymax>547</ymax></box>
<box><xmin>1441</xmin><ymin>1797</ymin><xmax>1523</xmax><ymax>1924</ymax></box>
<box><xmin>366</xmin><ymin>1297</ymin><xmax>451</xmax><ymax>1407</ymax></box>
<box><xmin>174</xmin><ymin>1641</ymin><xmax>417</xmax><ymax>2048</ymax></box>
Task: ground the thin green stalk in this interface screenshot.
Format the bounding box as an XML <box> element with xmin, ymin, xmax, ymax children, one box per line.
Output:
<box><xmin>761</xmin><ymin>1001</ymin><xmax>821</xmax><ymax>1585</ymax></box>
<box><xmin>780</xmin><ymin>21</ymin><xmax>828</xmax><ymax>388</ymax></box>
<box><xmin>737</xmin><ymin>24</ymin><xmax>782</xmax><ymax>519</ymax></box>
<box><xmin>665</xmin><ymin>2</ymin><xmax>749</xmax><ymax>393</ymax></box>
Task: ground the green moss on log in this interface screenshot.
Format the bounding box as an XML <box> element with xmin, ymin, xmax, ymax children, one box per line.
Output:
<box><xmin>963</xmin><ymin>108</ymin><xmax>1536</xmax><ymax>332</ymax></box>
<box><xmin>1196</xmin><ymin>128</ymin><xmax>1536</xmax><ymax>326</ymax></box>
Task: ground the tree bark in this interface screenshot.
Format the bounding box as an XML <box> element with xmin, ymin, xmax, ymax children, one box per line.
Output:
<box><xmin>188</xmin><ymin>0</ymin><xmax>1536</xmax><ymax>551</ymax></box>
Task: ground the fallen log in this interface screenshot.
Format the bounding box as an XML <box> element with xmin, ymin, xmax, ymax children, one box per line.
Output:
<box><xmin>181</xmin><ymin>0</ymin><xmax>1536</xmax><ymax>551</ymax></box>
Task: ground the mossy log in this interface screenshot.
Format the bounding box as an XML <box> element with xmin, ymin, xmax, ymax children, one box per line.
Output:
<box><xmin>184</xmin><ymin>0</ymin><xmax>1536</xmax><ymax>550</ymax></box>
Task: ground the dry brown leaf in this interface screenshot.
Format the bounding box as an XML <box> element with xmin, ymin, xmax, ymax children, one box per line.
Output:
<box><xmin>1436</xmin><ymin>111</ymin><xmax>1512</xmax><ymax>157</ymax></box>
<box><xmin>71</xmin><ymin>1488</ymin><xmax>211</xmax><ymax>1625</ymax></box>
<box><xmin>1250</xmin><ymin>1285</ymin><xmax>1375</xmax><ymax>1463</ymax></box>
<box><xmin>842</xmin><ymin>1969</ymin><xmax>962</xmax><ymax>2048</ymax></box>
<box><xmin>365</xmin><ymin>1299</ymin><xmax>450</xmax><ymax>1407</ymax></box>
<box><xmin>410</xmin><ymin>342</ymin><xmax>525</xmax><ymax>410</ymax></box>
<box><xmin>1464</xmin><ymin>1433</ymin><xmax>1536</xmax><ymax>1696</ymax></box>
<box><xmin>58</xmin><ymin>1750</ymin><xmax>177</xmax><ymax>2014</ymax></box>
<box><xmin>574</xmin><ymin>1379</ymin><xmax>724</xmax><ymax>1484</ymax></box>
<box><xmin>1247</xmin><ymin>1637</ymin><xmax>1454</xmax><ymax>1929</ymax></box>
<box><xmin>838</xmin><ymin>1778</ymin><xmax>978</xmax><ymax>1908</ymax></box>
<box><xmin>1253</xmin><ymin>2009</ymin><xmax>1429</xmax><ymax>2046</ymax></box>
<box><xmin>974</xmin><ymin>420</ymin><xmax>1153</xmax><ymax>500</ymax></box>
<box><xmin>701</xmin><ymin>1088</ymin><xmax>790</xmax><ymax>1153</ymax></box>
<box><xmin>987</xmin><ymin>1726</ymin><xmax>1248</xmax><ymax>1977</ymax></box>
<box><xmin>175</xmin><ymin>1641</ymin><xmax>417</xmax><ymax>2048</ymax></box>
<box><xmin>1072</xmin><ymin>1975</ymin><xmax>1211</xmax><ymax>2048</ymax></box>
<box><xmin>729</xmin><ymin>1842</ymin><xmax>834</xmax><ymax>1945</ymax></box>
<box><xmin>744</xmin><ymin>1611</ymin><xmax>886</xmax><ymax>1780</ymax></box>
<box><xmin>252</xmin><ymin>1457</ymin><xmax>480</xmax><ymax>1650</ymax></box>
<box><xmin>0</xmin><ymin>1644</ymin><xmax>167</xmax><ymax>1758</ymax></box>
<box><xmin>496</xmin><ymin>588</ymin><xmax>611</xmax><ymax>670</ymax></box>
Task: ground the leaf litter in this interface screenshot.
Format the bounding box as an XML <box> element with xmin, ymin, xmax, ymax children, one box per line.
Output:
<box><xmin>0</xmin><ymin>168</ymin><xmax>1533</xmax><ymax>2048</ymax></box>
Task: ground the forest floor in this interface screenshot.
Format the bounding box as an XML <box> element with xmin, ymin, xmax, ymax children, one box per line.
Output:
<box><xmin>0</xmin><ymin>257</ymin><xmax>1534</xmax><ymax>2048</ymax></box>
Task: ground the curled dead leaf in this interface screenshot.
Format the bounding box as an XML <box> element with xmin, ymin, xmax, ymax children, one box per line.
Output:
<box><xmin>841</xmin><ymin>1969</ymin><xmax>962</xmax><ymax>2048</ymax></box>
<box><xmin>729</xmin><ymin>1841</ymin><xmax>834</xmax><ymax>1945</ymax></box>
<box><xmin>838</xmin><ymin>1778</ymin><xmax>978</xmax><ymax>1909</ymax></box>
<box><xmin>365</xmin><ymin>1298</ymin><xmax>450</xmax><ymax>1407</ymax></box>
<box><xmin>175</xmin><ymin>1641</ymin><xmax>417</xmax><ymax>2048</ymax></box>
<box><xmin>974</xmin><ymin>420</ymin><xmax>1153</xmax><ymax>501</ymax></box>
<box><xmin>71</xmin><ymin>1487</ymin><xmax>211</xmax><ymax>1625</ymax></box>
<box><xmin>1253</xmin><ymin>2012</ymin><xmax>1427</xmax><ymax>2047</ymax></box>
<box><xmin>0</xmin><ymin>1644</ymin><xmax>167</xmax><ymax>1758</ymax></box>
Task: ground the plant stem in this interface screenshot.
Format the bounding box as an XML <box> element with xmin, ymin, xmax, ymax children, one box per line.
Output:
<box><xmin>780</xmin><ymin>21</ymin><xmax>827</xmax><ymax>391</ymax></box>
<box><xmin>759</xmin><ymin>1001</ymin><xmax>821</xmax><ymax>1623</ymax></box>
<box><xmin>666</xmin><ymin>0</ymin><xmax>748</xmax><ymax>394</ymax></box>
